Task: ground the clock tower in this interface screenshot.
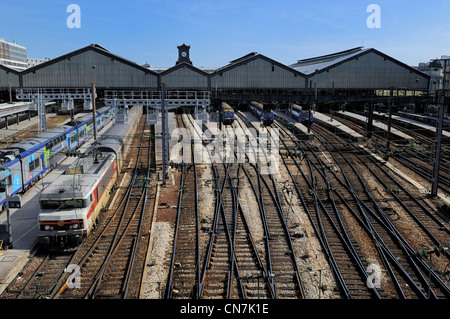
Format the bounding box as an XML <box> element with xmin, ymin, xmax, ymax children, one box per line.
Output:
<box><xmin>176</xmin><ymin>43</ymin><xmax>192</xmax><ymax>65</ymax></box>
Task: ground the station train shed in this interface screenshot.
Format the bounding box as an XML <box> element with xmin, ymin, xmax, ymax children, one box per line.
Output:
<box><xmin>0</xmin><ymin>44</ymin><xmax>432</xmax><ymax>109</ymax></box>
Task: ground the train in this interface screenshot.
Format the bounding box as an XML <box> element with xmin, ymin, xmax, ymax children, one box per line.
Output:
<box><xmin>249</xmin><ymin>101</ymin><xmax>274</xmax><ymax>126</ymax></box>
<box><xmin>0</xmin><ymin>106</ymin><xmax>115</xmax><ymax>211</ymax></box>
<box><xmin>290</xmin><ymin>103</ymin><xmax>314</xmax><ymax>126</ymax></box>
<box><xmin>37</xmin><ymin>106</ymin><xmax>142</xmax><ymax>250</ymax></box>
<box><xmin>221</xmin><ymin>102</ymin><xmax>235</xmax><ymax>125</ymax></box>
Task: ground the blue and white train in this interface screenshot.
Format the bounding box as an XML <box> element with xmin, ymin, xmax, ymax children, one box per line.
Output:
<box><xmin>221</xmin><ymin>102</ymin><xmax>235</xmax><ymax>125</ymax></box>
<box><xmin>0</xmin><ymin>106</ymin><xmax>115</xmax><ymax>210</ymax></box>
<box><xmin>290</xmin><ymin>104</ymin><xmax>314</xmax><ymax>126</ymax></box>
<box><xmin>249</xmin><ymin>101</ymin><xmax>274</xmax><ymax>126</ymax></box>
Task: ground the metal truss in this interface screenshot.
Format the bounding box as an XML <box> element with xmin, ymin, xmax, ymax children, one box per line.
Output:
<box><xmin>16</xmin><ymin>88</ymin><xmax>95</xmax><ymax>133</ymax></box>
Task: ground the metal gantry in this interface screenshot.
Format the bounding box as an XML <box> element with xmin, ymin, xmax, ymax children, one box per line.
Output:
<box><xmin>104</xmin><ymin>88</ymin><xmax>210</xmax><ymax>186</ymax></box>
<box><xmin>16</xmin><ymin>88</ymin><xmax>94</xmax><ymax>133</ymax></box>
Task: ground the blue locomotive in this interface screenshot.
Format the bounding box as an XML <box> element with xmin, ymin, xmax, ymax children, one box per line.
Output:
<box><xmin>221</xmin><ymin>102</ymin><xmax>235</xmax><ymax>125</ymax></box>
<box><xmin>249</xmin><ymin>101</ymin><xmax>274</xmax><ymax>126</ymax></box>
<box><xmin>290</xmin><ymin>104</ymin><xmax>314</xmax><ymax>126</ymax></box>
<box><xmin>0</xmin><ymin>106</ymin><xmax>115</xmax><ymax>210</ymax></box>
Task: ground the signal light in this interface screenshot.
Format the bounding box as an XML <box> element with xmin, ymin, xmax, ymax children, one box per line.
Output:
<box><xmin>66</xmin><ymin>150</ymin><xmax>81</xmax><ymax>157</ymax></box>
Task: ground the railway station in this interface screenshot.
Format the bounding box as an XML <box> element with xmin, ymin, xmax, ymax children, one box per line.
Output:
<box><xmin>0</xmin><ymin>41</ymin><xmax>449</xmax><ymax>301</ymax></box>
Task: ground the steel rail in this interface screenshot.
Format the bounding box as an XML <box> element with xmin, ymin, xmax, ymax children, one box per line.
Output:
<box><xmin>188</xmin><ymin>114</ymin><xmax>245</xmax><ymax>298</ymax></box>
<box><xmin>238</xmin><ymin>114</ymin><xmax>305</xmax><ymax>298</ymax></box>
<box><xmin>164</xmin><ymin>164</ymin><xmax>186</xmax><ymax>299</ymax></box>
<box><xmin>123</xmin><ymin>128</ymin><xmax>152</xmax><ymax>298</ymax></box>
<box><xmin>312</xmin><ymin>124</ymin><xmax>449</xmax><ymax>298</ymax></box>
<box><xmin>233</xmin><ymin>115</ymin><xmax>277</xmax><ymax>297</ymax></box>
<box><xmin>311</xmin><ymin>125</ymin><xmax>430</xmax><ymax>298</ymax></box>
<box><xmin>298</xmin><ymin>131</ymin><xmax>407</xmax><ymax>298</ymax></box>
<box><xmin>277</xmin><ymin>123</ymin><xmax>376</xmax><ymax>298</ymax></box>
<box><xmin>287</xmin><ymin>146</ymin><xmax>378</xmax><ymax>298</ymax></box>
<box><xmin>84</xmin><ymin>124</ymin><xmax>148</xmax><ymax>299</ymax></box>
<box><xmin>165</xmin><ymin>115</ymin><xmax>200</xmax><ymax>299</ymax></box>
<box><xmin>280</xmin><ymin>154</ymin><xmax>351</xmax><ymax>298</ymax></box>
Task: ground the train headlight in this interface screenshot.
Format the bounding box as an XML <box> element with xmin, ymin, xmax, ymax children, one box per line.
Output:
<box><xmin>73</xmin><ymin>223</ymin><xmax>79</xmax><ymax>229</ymax></box>
<box><xmin>44</xmin><ymin>225</ymin><xmax>50</xmax><ymax>231</ymax></box>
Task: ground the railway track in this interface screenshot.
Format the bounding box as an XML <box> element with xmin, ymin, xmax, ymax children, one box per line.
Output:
<box><xmin>166</xmin><ymin>112</ymin><xmax>298</xmax><ymax>299</ymax></box>
<box><xmin>307</xmin><ymin>120</ymin><xmax>450</xmax><ymax>298</ymax></box>
<box><xmin>164</xmin><ymin>114</ymin><xmax>201</xmax><ymax>299</ymax></box>
<box><xmin>275</xmin><ymin>121</ymin><xmax>383</xmax><ymax>299</ymax></box>
<box><xmin>331</xmin><ymin>112</ymin><xmax>450</xmax><ymax>196</ymax></box>
<box><xmin>233</xmin><ymin>113</ymin><xmax>306</xmax><ymax>298</ymax></box>
<box><xmin>183</xmin><ymin>113</ymin><xmax>274</xmax><ymax>298</ymax></box>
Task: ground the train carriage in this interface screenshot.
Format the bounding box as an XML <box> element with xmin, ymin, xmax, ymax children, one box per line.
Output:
<box><xmin>0</xmin><ymin>106</ymin><xmax>115</xmax><ymax>210</ymax></box>
<box><xmin>249</xmin><ymin>101</ymin><xmax>274</xmax><ymax>126</ymax></box>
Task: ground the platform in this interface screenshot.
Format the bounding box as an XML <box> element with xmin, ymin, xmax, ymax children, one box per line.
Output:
<box><xmin>372</xmin><ymin>111</ymin><xmax>450</xmax><ymax>138</ymax></box>
<box><xmin>0</xmin><ymin>102</ymin><xmax>31</xmax><ymax>118</ymax></box>
<box><xmin>274</xmin><ymin>111</ymin><xmax>314</xmax><ymax>140</ymax></box>
<box><xmin>314</xmin><ymin>112</ymin><xmax>364</xmax><ymax>143</ymax></box>
<box><xmin>398</xmin><ymin>111</ymin><xmax>450</xmax><ymax>129</ymax></box>
<box><xmin>0</xmin><ymin>113</ymin><xmax>56</xmax><ymax>142</ymax></box>
<box><xmin>336</xmin><ymin>111</ymin><xmax>414</xmax><ymax>144</ymax></box>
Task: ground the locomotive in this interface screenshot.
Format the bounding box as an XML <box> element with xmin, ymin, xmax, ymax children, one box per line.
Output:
<box><xmin>249</xmin><ymin>101</ymin><xmax>274</xmax><ymax>126</ymax></box>
<box><xmin>38</xmin><ymin>147</ymin><xmax>118</xmax><ymax>249</ymax></box>
<box><xmin>290</xmin><ymin>103</ymin><xmax>314</xmax><ymax>126</ymax></box>
<box><xmin>37</xmin><ymin>106</ymin><xmax>142</xmax><ymax>250</ymax></box>
<box><xmin>221</xmin><ymin>102</ymin><xmax>235</xmax><ymax>125</ymax></box>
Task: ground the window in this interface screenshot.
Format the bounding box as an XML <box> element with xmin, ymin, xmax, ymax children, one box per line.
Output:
<box><xmin>40</xmin><ymin>199</ymin><xmax>85</xmax><ymax>209</ymax></box>
<box><xmin>29</xmin><ymin>158</ymin><xmax>39</xmax><ymax>171</ymax></box>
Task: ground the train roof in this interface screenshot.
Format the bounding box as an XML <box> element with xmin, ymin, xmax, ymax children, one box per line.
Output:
<box><xmin>97</xmin><ymin>106</ymin><xmax>112</xmax><ymax>114</ymax></box>
<box><xmin>221</xmin><ymin>102</ymin><xmax>233</xmax><ymax>111</ymax></box>
<box><xmin>250</xmin><ymin>101</ymin><xmax>263</xmax><ymax>109</ymax></box>
<box><xmin>40</xmin><ymin>152</ymin><xmax>115</xmax><ymax>201</ymax></box>
<box><xmin>1</xmin><ymin>124</ymin><xmax>74</xmax><ymax>157</ymax></box>
<box><xmin>39</xmin><ymin>174</ymin><xmax>99</xmax><ymax>200</ymax></box>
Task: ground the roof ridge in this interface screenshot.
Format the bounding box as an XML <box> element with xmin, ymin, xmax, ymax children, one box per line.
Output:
<box><xmin>296</xmin><ymin>47</ymin><xmax>364</xmax><ymax>64</ymax></box>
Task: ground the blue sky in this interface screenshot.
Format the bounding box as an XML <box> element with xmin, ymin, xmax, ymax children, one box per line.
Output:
<box><xmin>1</xmin><ymin>0</ymin><xmax>449</xmax><ymax>68</ymax></box>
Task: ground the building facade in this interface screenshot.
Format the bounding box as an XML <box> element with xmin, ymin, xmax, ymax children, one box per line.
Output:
<box><xmin>0</xmin><ymin>38</ymin><xmax>28</xmax><ymax>71</ymax></box>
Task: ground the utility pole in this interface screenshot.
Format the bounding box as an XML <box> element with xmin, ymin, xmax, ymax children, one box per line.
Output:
<box><xmin>386</xmin><ymin>88</ymin><xmax>394</xmax><ymax>149</ymax></box>
<box><xmin>308</xmin><ymin>80</ymin><xmax>312</xmax><ymax>133</ymax></box>
<box><xmin>92</xmin><ymin>66</ymin><xmax>97</xmax><ymax>142</ymax></box>
<box><xmin>8</xmin><ymin>83</ymin><xmax>12</xmax><ymax>103</ymax></box>
<box><xmin>431</xmin><ymin>58</ymin><xmax>448</xmax><ymax>197</ymax></box>
<box><xmin>367</xmin><ymin>100</ymin><xmax>374</xmax><ymax>139</ymax></box>
<box><xmin>161</xmin><ymin>83</ymin><xmax>167</xmax><ymax>187</ymax></box>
